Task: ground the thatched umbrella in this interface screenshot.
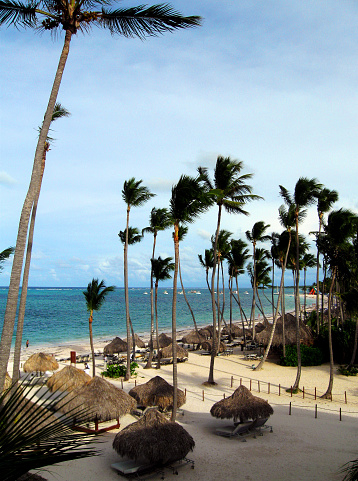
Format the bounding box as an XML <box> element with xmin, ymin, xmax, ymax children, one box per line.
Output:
<box><xmin>201</xmin><ymin>339</ymin><xmax>226</xmax><ymax>353</ymax></box>
<box><xmin>199</xmin><ymin>325</ymin><xmax>214</xmax><ymax>339</ymax></box>
<box><xmin>57</xmin><ymin>376</ymin><xmax>136</xmax><ymax>433</ymax></box>
<box><xmin>181</xmin><ymin>330</ymin><xmax>206</xmax><ymax>345</ymax></box>
<box><xmin>125</xmin><ymin>333</ymin><xmax>146</xmax><ymax>349</ymax></box>
<box><xmin>113</xmin><ymin>408</ymin><xmax>195</xmax><ymax>465</ymax></box>
<box><xmin>161</xmin><ymin>343</ymin><xmax>188</xmax><ymax>360</ymax></box>
<box><xmin>47</xmin><ymin>365</ymin><xmax>91</xmax><ymax>392</ymax></box>
<box><xmin>129</xmin><ymin>376</ymin><xmax>186</xmax><ymax>411</ymax></box>
<box><xmin>256</xmin><ymin>313</ymin><xmax>313</xmax><ymax>347</ymax></box>
<box><xmin>104</xmin><ymin>337</ymin><xmax>128</xmax><ymax>355</ymax></box>
<box><xmin>23</xmin><ymin>352</ymin><xmax>59</xmax><ymax>373</ymax></box>
<box><xmin>210</xmin><ymin>385</ymin><xmax>273</xmax><ymax>423</ymax></box>
<box><xmin>148</xmin><ymin>333</ymin><xmax>172</xmax><ymax>349</ymax></box>
<box><xmin>221</xmin><ymin>324</ymin><xmax>244</xmax><ymax>338</ymax></box>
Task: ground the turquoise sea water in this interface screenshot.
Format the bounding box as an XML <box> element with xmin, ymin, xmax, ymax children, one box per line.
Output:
<box><xmin>0</xmin><ymin>286</ymin><xmax>313</xmax><ymax>350</ymax></box>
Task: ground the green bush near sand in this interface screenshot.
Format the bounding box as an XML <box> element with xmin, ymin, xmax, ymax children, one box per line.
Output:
<box><xmin>280</xmin><ymin>345</ymin><xmax>324</xmax><ymax>367</ymax></box>
<box><xmin>101</xmin><ymin>361</ymin><xmax>138</xmax><ymax>379</ymax></box>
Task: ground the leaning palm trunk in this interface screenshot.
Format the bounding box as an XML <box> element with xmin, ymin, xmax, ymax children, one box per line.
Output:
<box><xmin>179</xmin><ymin>260</ymin><xmax>200</xmax><ymax>341</ymax></box>
<box><xmin>349</xmin><ymin>318</ymin><xmax>358</xmax><ymax>368</ymax></box>
<box><xmin>145</xmin><ymin>233</ymin><xmax>157</xmax><ymax>369</ymax></box>
<box><xmin>322</xmin><ymin>267</ymin><xmax>336</xmax><ymax>398</ymax></box>
<box><xmin>256</xmin><ymin>235</ymin><xmax>291</xmax><ymax>370</ymax></box>
<box><xmin>124</xmin><ymin>207</ymin><xmax>131</xmax><ymax>381</ymax></box>
<box><xmin>0</xmin><ymin>30</ymin><xmax>72</xmax><ymax>390</ymax></box>
<box><xmin>171</xmin><ymin>224</ymin><xmax>180</xmax><ymax>421</ymax></box>
<box><xmin>282</xmin><ymin>279</ymin><xmax>286</xmax><ymax>358</ymax></box>
<box><xmin>12</xmin><ymin>148</ymin><xmax>47</xmax><ymax>383</ymax></box>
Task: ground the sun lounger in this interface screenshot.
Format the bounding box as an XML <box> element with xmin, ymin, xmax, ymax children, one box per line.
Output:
<box><xmin>250</xmin><ymin>417</ymin><xmax>273</xmax><ymax>437</ymax></box>
<box><xmin>111</xmin><ymin>459</ymin><xmax>155</xmax><ymax>476</ymax></box>
<box><xmin>215</xmin><ymin>419</ymin><xmax>257</xmax><ymax>440</ymax></box>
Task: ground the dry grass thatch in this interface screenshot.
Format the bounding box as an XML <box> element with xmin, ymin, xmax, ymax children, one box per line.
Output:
<box><xmin>210</xmin><ymin>385</ymin><xmax>274</xmax><ymax>423</ymax></box>
<box><xmin>112</xmin><ymin>408</ymin><xmax>195</xmax><ymax>465</ymax></box>
<box><xmin>4</xmin><ymin>372</ymin><xmax>12</xmax><ymax>391</ymax></box>
<box><xmin>103</xmin><ymin>337</ymin><xmax>128</xmax><ymax>355</ymax></box>
<box><xmin>128</xmin><ymin>376</ymin><xmax>186</xmax><ymax>411</ymax></box>
<box><xmin>256</xmin><ymin>313</ymin><xmax>313</xmax><ymax>347</ymax></box>
<box><xmin>181</xmin><ymin>330</ymin><xmax>206</xmax><ymax>345</ymax></box>
<box><xmin>198</xmin><ymin>325</ymin><xmax>214</xmax><ymax>339</ymax></box>
<box><xmin>149</xmin><ymin>333</ymin><xmax>172</xmax><ymax>349</ymax></box>
<box><xmin>201</xmin><ymin>339</ymin><xmax>226</xmax><ymax>353</ymax></box>
<box><xmin>47</xmin><ymin>365</ymin><xmax>91</xmax><ymax>393</ymax></box>
<box><xmin>161</xmin><ymin>343</ymin><xmax>188</xmax><ymax>360</ymax></box>
<box><xmin>23</xmin><ymin>353</ymin><xmax>59</xmax><ymax>373</ymax></box>
<box><xmin>221</xmin><ymin>324</ymin><xmax>244</xmax><ymax>337</ymax></box>
<box><xmin>57</xmin><ymin>376</ymin><xmax>136</xmax><ymax>422</ymax></box>
<box><xmin>125</xmin><ymin>333</ymin><xmax>145</xmax><ymax>349</ymax></box>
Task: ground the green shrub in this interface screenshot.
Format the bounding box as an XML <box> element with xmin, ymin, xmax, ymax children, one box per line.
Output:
<box><xmin>338</xmin><ymin>365</ymin><xmax>358</xmax><ymax>376</ymax></box>
<box><xmin>102</xmin><ymin>361</ymin><xmax>138</xmax><ymax>379</ymax></box>
<box><xmin>280</xmin><ymin>344</ymin><xmax>324</xmax><ymax>367</ymax></box>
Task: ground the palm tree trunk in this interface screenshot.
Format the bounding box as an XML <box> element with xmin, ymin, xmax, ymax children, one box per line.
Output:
<box><xmin>235</xmin><ymin>277</ymin><xmax>247</xmax><ymax>345</ymax></box>
<box><xmin>282</xmin><ymin>273</ymin><xmax>286</xmax><ymax>359</ymax></box>
<box><xmin>13</xmin><ymin>151</ymin><xmax>46</xmax><ymax>383</ymax></box>
<box><xmin>145</xmin><ymin>233</ymin><xmax>157</xmax><ymax>369</ymax></box>
<box><xmin>179</xmin><ymin>259</ymin><xmax>200</xmax><ymax>340</ymax></box>
<box><xmin>348</xmin><ymin>317</ymin><xmax>358</xmax><ymax>368</ymax></box>
<box><xmin>124</xmin><ymin>206</ymin><xmax>131</xmax><ymax>381</ymax></box>
<box><xmin>252</xmin><ymin>243</ymin><xmax>257</xmax><ymax>340</ymax></box>
<box><xmin>89</xmin><ymin>310</ymin><xmax>95</xmax><ymax>377</ymax></box>
<box><xmin>171</xmin><ymin>224</ymin><xmax>179</xmax><ymax>421</ymax></box>
<box><xmin>322</xmin><ymin>267</ymin><xmax>336</xmax><ymax>398</ymax></box>
<box><xmin>316</xmin><ymin>217</ymin><xmax>322</xmax><ymax>334</ymax></box>
<box><xmin>303</xmin><ymin>268</ymin><xmax>307</xmax><ymax>321</ymax></box>
<box><xmin>0</xmin><ymin>30</ymin><xmax>73</xmax><ymax>390</ymax></box>
<box><xmin>155</xmin><ymin>279</ymin><xmax>161</xmax><ymax>369</ymax></box>
<box><xmin>229</xmin><ymin>276</ymin><xmax>233</xmax><ymax>343</ymax></box>
<box><xmin>293</xmin><ymin>217</ymin><xmax>302</xmax><ymax>391</ymax></box>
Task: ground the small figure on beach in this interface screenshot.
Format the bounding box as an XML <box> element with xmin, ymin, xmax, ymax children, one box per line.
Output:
<box><xmin>26</xmin><ymin>339</ymin><xmax>29</xmax><ymax>348</ymax></box>
<box><xmin>84</xmin><ymin>362</ymin><xmax>90</xmax><ymax>375</ymax></box>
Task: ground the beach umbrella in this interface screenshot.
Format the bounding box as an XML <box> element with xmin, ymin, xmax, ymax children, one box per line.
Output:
<box><xmin>256</xmin><ymin>313</ymin><xmax>313</xmax><ymax>347</ymax></box>
<box><xmin>104</xmin><ymin>337</ymin><xmax>128</xmax><ymax>355</ymax></box>
<box><xmin>148</xmin><ymin>333</ymin><xmax>172</xmax><ymax>349</ymax></box>
<box><xmin>23</xmin><ymin>352</ymin><xmax>59</xmax><ymax>373</ymax></box>
<box><xmin>199</xmin><ymin>325</ymin><xmax>215</xmax><ymax>339</ymax></box>
<box><xmin>221</xmin><ymin>324</ymin><xmax>244</xmax><ymax>338</ymax></box>
<box><xmin>210</xmin><ymin>385</ymin><xmax>273</xmax><ymax>423</ymax></box>
<box><xmin>57</xmin><ymin>376</ymin><xmax>136</xmax><ymax>432</ymax></box>
<box><xmin>181</xmin><ymin>330</ymin><xmax>206</xmax><ymax>345</ymax></box>
<box><xmin>125</xmin><ymin>333</ymin><xmax>146</xmax><ymax>349</ymax></box>
<box><xmin>201</xmin><ymin>339</ymin><xmax>226</xmax><ymax>353</ymax></box>
<box><xmin>161</xmin><ymin>343</ymin><xmax>188</xmax><ymax>360</ymax></box>
<box><xmin>47</xmin><ymin>365</ymin><xmax>91</xmax><ymax>393</ymax></box>
<box><xmin>129</xmin><ymin>376</ymin><xmax>186</xmax><ymax>411</ymax></box>
<box><xmin>112</xmin><ymin>408</ymin><xmax>195</xmax><ymax>465</ymax></box>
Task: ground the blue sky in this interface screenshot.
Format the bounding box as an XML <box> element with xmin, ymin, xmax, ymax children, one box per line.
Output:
<box><xmin>1</xmin><ymin>0</ymin><xmax>358</xmax><ymax>288</ymax></box>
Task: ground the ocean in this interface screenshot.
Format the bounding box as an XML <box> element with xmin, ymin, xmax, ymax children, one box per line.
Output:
<box><xmin>0</xmin><ymin>286</ymin><xmax>313</xmax><ymax>350</ymax></box>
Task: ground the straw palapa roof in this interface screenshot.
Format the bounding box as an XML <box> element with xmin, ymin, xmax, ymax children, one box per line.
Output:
<box><xmin>221</xmin><ymin>324</ymin><xmax>244</xmax><ymax>337</ymax></box>
<box><xmin>181</xmin><ymin>330</ymin><xmax>206</xmax><ymax>345</ymax></box>
<box><xmin>210</xmin><ymin>385</ymin><xmax>273</xmax><ymax>423</ymax></box>
<box><xmin>23</xmin><ymin>352</ymin><xmax>59</xmax><ymax>373</ymax></box>
<box><xmin>148</xmin><ymin>333</ymin><xmax>172</xmax><ymax>349</ymax></box>
<box><xmin>201</xmin><ymin>339</ymin><xmax>226</xmax><ymax>353</ymax></box>
<box><xmin>47</xmin><ymin>365</ymin><xmax>91</xmax><ymax>392</ymax></box>
<box><xmin>256</xmin><ymin>313</ymin><xmax>313</xmax><ymax>347</ymax></box>
<box><xmin>129</xmin><ymin>376</ymin><xmax>186</xmax><ymax>411</ymax></box>
<box><xmin>125</xmin><ymin>333</ymin><xmax>145</xmax><ymax>349</ymax></box>
<box><xmin>112</xmin><ymin>408</ymin><xmax>195</xmax><ymax>465</ymax></box>
<box><xmin>57</xmin><ymin>375</ymin><xmax>136</xmax><ymax>422</ymax></box>
<box><xmin>161</xmin><ymin>343</ymin><xmax>188</xmax><ymax>360</ymax></box>
<box><xmin>104</xmin><ymin>337</ymin><xmax>128</xmax><ymax>355</ymax></box>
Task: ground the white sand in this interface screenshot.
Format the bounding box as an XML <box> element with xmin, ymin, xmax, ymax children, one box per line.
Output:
<box><xmin>12</xmin><ymin>339</ymin><xmax>358</xmax><ymax>481</ymax></box>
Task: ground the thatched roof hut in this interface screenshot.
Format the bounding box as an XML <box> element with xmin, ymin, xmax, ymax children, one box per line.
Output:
<box><xmin>149</xmin><ymin>333</ymin><xmax>172</xmax><ymax>349</ymax></box>
<box><xmin>181</xmin><ymin>330</ymin><xmax>206</xmax><ymax>345</ymax></box>
<box><xmin>112</xmin><ymin>408</ymin><xmax>195</xmax><ymax>465</ymax></box>
<box><xmin>199</xmin><ymin>325</ymin><xmax>214</xmax><ymax>339</ymax></box>
<box><xmin>201</xmin><ymin>339</ymin><xmax>226</xmax><ymax>353</ymax></box>
<box><xmin>221</xmin><ymin>324</ymin><xmax>244</xmax><ymax>338</ymax></box>
<box><xmin>47</xmin><ymin>365</ymin><xmax>91</xmax><ymax>392</ymax></box>
<box><xmin>104</xmin><ymin>337</ymin><xmax>128</xmax><ymax>355</ymax></box>
<box><xmin>58</xmin><ymin>376</ymin><xmax>136</xmax><ymax>423</ymax></box>
<box><xmin>256</xmin><ymin>313</ymin><xmax>313</xmax><ymax>347</ymax></box>
<box><xmin>23</xmin><ymin>352</ymin><xmax>59</xmax><ymax>373</ymax></box>
<box><xmin>161</xmin><ymin>343</ymin><xmax>188</xmax><ymax>360</ymax></box>
<box><xmin>210</xmin><ymin>385</ymin><xmax>273</xmax><ymax>423</ymax></box>
<box><xmin>125</xmin><ymin>333</ymin><xmax>145</xmax><ymax>349</ymax></box>
<box><xmin>129</xmin><ymin>376</ymin><xmax>186</xmax><ymax>411</ymax></box>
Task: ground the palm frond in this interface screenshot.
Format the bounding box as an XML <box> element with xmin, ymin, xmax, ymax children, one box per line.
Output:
<box><xmin>0</xmin><ymin>0</ymin><xmax>38</xmax><ymax>27</ymax></box>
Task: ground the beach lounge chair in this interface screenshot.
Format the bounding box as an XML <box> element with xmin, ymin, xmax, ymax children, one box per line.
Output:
<box><xmin>111</xmin><ymin>459</ymin><xmax>156</xmax><ymax>477</ymax></box>
<box><xmin>250</xmin><ymin>417</ymin><xmax>273</xmax><ymax>437</ymax></box>
<box><xmin>215</xmin><ymin>419</ymin><xmax>257</xmax><ymax>441</ymax></box>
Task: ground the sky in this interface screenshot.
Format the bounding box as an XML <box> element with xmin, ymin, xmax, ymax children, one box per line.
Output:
<box><xmin>1</xmin><ymin>0</ymin><xmax>358</xmax><ymax>288</ymax></box>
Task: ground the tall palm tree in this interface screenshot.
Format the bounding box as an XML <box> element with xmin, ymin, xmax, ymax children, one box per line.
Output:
<box><xmin>142</xmin><ymin>207</ymin><xmax>171</xmax><ymax>369</ymax></box>
<box><xmin>12</xmin><ymin>103</ymin><xmax>70</xmax><ymax>384</ymax></box>
<box><xmin>314</xmin><ymin>187</ymin><xmax>338</xmax><ymax>333</ymax></box>
<box><xmin>245</xmin><ymin>221</ymin><xmax>270</xmax><ymax>339</ymax></box>
<box><xmin>83</xmin><ymin>279</ymin><xmax>114</xmax><ymax>377</ymax></box>
<box><xmin>151</xmin><ymin>256</ymin><xmax>174</xmax><ymax>368</ymax></box>
<box><xmin>0</xmin><ymin>1</ymin><xmax>201</xmax><ymax>391</ymax></box>
<box><xmin>0</xmin><ymin>247</ymin><xmax>14</xmax><ymax>273</ymax></box>
<box><xmin>168</xmin><ymin>173</ymin><xmax>209</xmax><ymax>419</ymax></box>
<box><xmin>269</xmin><ymin>233</ymin><xmax>280</xmax><ymax>319</ymax></box>
<box><xmin>279</xmin><ymin>177</ymin><xmax>321</xmax><ymax>391</ymax></box>
<box><xmin>199</xmin><ymin>156</ymin><xmax>261</xmax><ymax>385</ymax></box>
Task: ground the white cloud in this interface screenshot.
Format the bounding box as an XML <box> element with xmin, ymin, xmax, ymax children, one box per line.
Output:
<box><xmin>0</xmin><ymin>172</ymin><xmax>16</xmax><ymax>186</ymax></box>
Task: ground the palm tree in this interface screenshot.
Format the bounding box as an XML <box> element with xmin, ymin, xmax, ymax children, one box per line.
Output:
<box><xmin>83</xmin><ymin>279</ymin><xmax>114</xmax><ymax>377</ymax></box>
<box><xmin>168</xmin><ymin>173</ymin><xmax>209</xmax><ymax>419</ymax></box>
<box><xmin>300</xmin><ymin>252</ymin><xmax>317</xmax><ymax>321</ymax></box>
<box><xmin>247</xmin><ymin>247</ymin><xmax>271</xmax><ymax>323</ymax></box>
<box><xmin>0</xmin><ymin>247</ymin><xmax>14</xmax><ymax>273</ymax></box>
<box><xmin>314</xmin><ymin>187</ymin><xmax>338</xmax><ymax>333</ymax></box>
<box><xmin>269</xmin><ymin>233</ymin><xmax>280</xmax><ymax>319</ymax></box>
<box><xmin>12</xmin><ymin>103</ymin><xmax>70</xmax><ymax>384</ymax></box>
<box><xmin>0</xmin><ymin>1</ymin><xmax>201</xmax><ymax>391</ymax></box>
<box><xmin>151</xmin><ymin>256</ymin><xmax>174</xmax><ymax>368</ymax></box>
<box><xmin>279</xmin><ymin>177</ymin><xmax>321</xmax><ymax>391</ymax></box>
<box><xmin>142</xmin><ymin>207</ymin><xmax>171</xmax><ymax>369</ymax></box>
<box><xmin>245</xmin><ymin>221</ymin><xmax>270</xmax><ymax>339</ymax></box>
<box><xmin>199</xmin><ymin>156</ymin><xmax>261</xmax><ymax>385</ymax></box>
<box><xmin>198</xmin><ymin>249</ymin><xmax>214</xmax><ymax>291</ymax></box>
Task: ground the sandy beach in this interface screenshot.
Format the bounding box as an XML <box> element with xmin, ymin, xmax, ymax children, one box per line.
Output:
<box><xmin>10</xmin><ymin>332</ymin><xmax>358</xmax><ymax>481</ymax></box>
